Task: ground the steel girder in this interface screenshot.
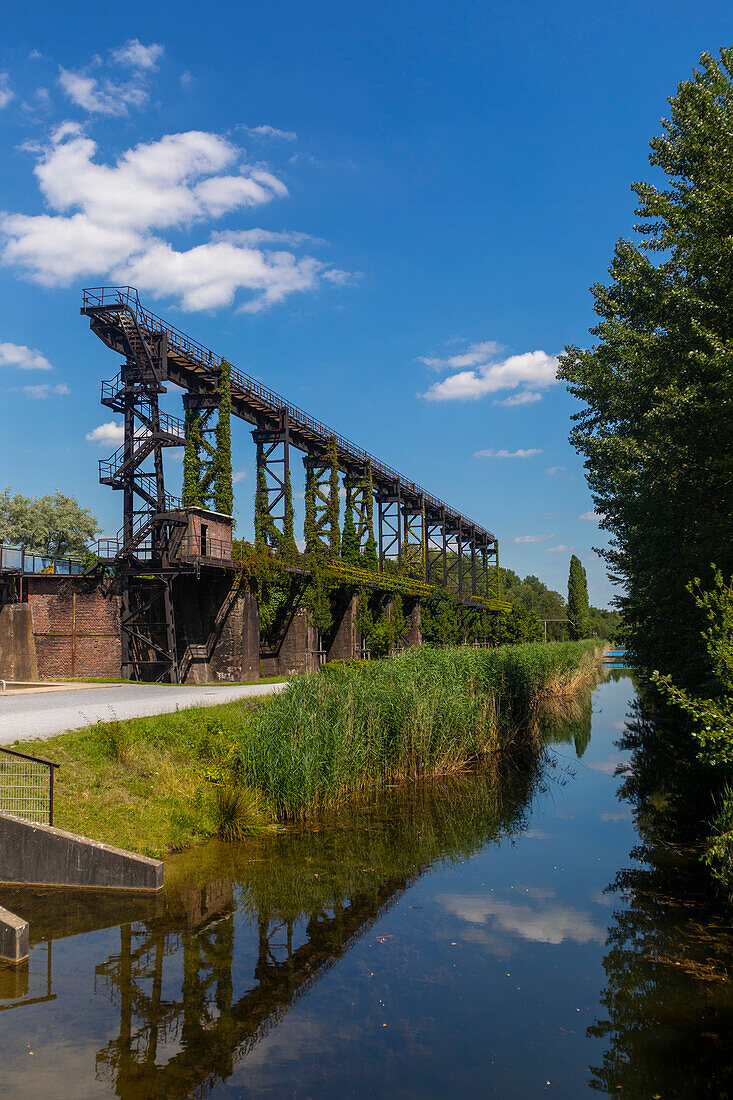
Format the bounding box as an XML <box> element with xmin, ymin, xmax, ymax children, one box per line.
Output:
<box><xmin>252</xmin><ymin>411</ymin><xmax>291</xmax><ymax>548</ymax></box>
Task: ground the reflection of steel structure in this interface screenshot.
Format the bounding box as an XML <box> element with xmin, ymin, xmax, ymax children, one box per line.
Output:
<box><xmin>89</xmin><ymin>875</ymin><xmax>412</xmax><ymax>1100</ymax></box>
<box><xmin>82</xmin><ymin>287</ymin><xmax>507</xmax><ymax>678</ymax></box>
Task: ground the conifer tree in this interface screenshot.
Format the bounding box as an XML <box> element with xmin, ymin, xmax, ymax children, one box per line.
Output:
<box><xmin>212</xmin><ymin>359</ymin><xmax>233</xmax><ymax>515</ymax></box>
<box><xmin>567</xmin><ymin>554</ymin><xmax>590</xmax><ymax>640</ymax></box>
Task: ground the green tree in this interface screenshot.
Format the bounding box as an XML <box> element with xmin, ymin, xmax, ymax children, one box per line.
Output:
<box><xmin>558</xmin><ymin>47</ymin><xmax>733</xmax><ymax>687</ymax></box>
<box><xmin>567</xmin><ymin>554</ymin><xmax>590</xmax><ymax>639</ymax></box>
<box><xmin>212</xmin><ymin>359</ymin><xmax>233</xmax><ymax>516</ymax></box>
<box><xmin>0</xmin><ymin>488</ymin><xmax>99</xmax><ymax>557</ymax></box>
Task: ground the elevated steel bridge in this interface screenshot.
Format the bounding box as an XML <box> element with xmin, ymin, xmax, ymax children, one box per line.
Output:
<box><xmin>81</xmin><ymin>286</ymin><xmax>505</xmax><ymax>680</ymax></box>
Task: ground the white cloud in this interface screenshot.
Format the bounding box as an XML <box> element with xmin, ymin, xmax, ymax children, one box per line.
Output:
<box><xmin>0</xmin><ymin>341</ymin><xmax>53</xmax><ymax>370</ymax></box>
<box><xmin>494</xmin><ymin>390</ymin><xmax>543</xmax><ymax>407</ymax></box>
<box><xmin>546</xmin><ymin>544</ymin><xmax>573</xmax><ymax>553</ymax></box>
<box><xmin>18</xmin><ymin>383</ymin><xmax>69</xmax><ymax>398</ymax></box>
<box><xmin>579</xmin><ymin>510</ymin><xmax>605</xmax><ymax>522</ymax></box>
<box><xmin>474</xmin><ymin>448</ymin><xmax>542</xmax><ymax>459</ymax></box>
<box><xmin>244</xmin><ymin>125</ymin><xmax>297</xmax><ymax>141</ymax></box>
<box><xmin>59</xmin><ymin>40</ymin><xmax>163</xmax><ymax>116</ymax></box>
<box><xmin>214</xmin><ymin>228</ymin><xmax>322</xmax><ymax>247</ymax></box>
<box><xmin>180</xmin><ymin>71</ymin><xmax>194</xmax><ymax>89</ymax></box>
<box><xmin>0</xmin><ymin>125</ymin><xmax>348</xmax><ymax>311</ymax></box>
<box><xmin>119</xmin><ymin>238</ymin><xmax>328</xmax><ymax>312</ymax></box>
<box><xmin>513</xmin><ymin>534</ymin><xmax>555</xmax><ymax>544</ymax></box>
<box><xmin>232</xmin><ymin>470</ymin><xmax>247</xmax><ymax>483</ymax></box>
<box><xmin>545</xmin><ymin>466</ymin><xmax>564</xmax><ymax>476</ymax></box>
<box><xmin>110</xmin><ymin>40</ymin><xmax>164</xmax><ymax>71</ymax></box>
<box><xmin>0</xmin><ymin>73</ymin><xmax>13</xmax><ymax>110</ymax></box>
<box><xmin>59</xmin><ymin>68</ymin><xmax>147</xmax><ymax>116</ymax></box>
<box><xmin>420</xmin><ymin>341</ymin><xmax>558</xmax><ymax>402</ymax></box>
<box><xmin>86</xmin><ymin>420</ymin><xmax>123</xmax><ymax>445</ymax></box>
<box><xmin>420</xmin><ymin>340</ymin><xmax>502</xmax><ymax>371</ymax></box>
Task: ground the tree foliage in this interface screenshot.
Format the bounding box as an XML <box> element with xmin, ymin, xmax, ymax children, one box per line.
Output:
<box><xmin>558</xmin><ymin>47</ymin><xmax>733</xmax><ymax>686</ymax></box>
<box><xmin>0</xmin><ymin>487</ymin><xmax>99</xmax><ymax>557</ymax></box>
<box><xmin>568</xmin><ymin>554</ymin><xmax>590</xmax><ymax>639</ymax></box>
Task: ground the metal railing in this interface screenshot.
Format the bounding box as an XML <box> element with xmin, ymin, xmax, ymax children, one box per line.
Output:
<box><xmin>0</xmin><ymin>545</ymin><xmax>85</xmax><ymax>576</ymax></box>
<box><xmin>0</xmin><ymin>747</ymin><xmax>60</xmax><ymax>825</ymax></box>
<box><xmin>175</xmin><ymin>534</ymin><xmax>232</xmax><ymax>562</ymax></box>
<box><xmin>82</xmin><ymin>286</ymin><xmax>497</xmax><ymax>541</ymax></box>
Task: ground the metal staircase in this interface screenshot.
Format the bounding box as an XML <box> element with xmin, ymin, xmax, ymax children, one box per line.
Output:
<box><xmin>84</xmin><ymin>293</ymin><xmax>185</xmax><ymax>681</ymax></box>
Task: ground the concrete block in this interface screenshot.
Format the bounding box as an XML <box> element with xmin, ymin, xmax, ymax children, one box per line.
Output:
<box><xmin>0</xmin><ymin>811</ymin><xmax>164</xmax><ymax>892</ymax></box>
<box><xmin>0</xmin><ymin>904</ymin><xmax>29</xmax><ymax>963</ymax></box>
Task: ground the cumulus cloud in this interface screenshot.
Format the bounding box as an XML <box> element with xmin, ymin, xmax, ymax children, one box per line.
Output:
<box><xmin>86</xmin><ymin>420</ymin><xmax>123</xmax><ymax>445</ymax></box>
<box><xmin>546</xmin><ymin>544</ymin><xmax>573</xmax><ymax>553</ymax></box>
<box><xmin>59</xmin><ymin>40</ymin><xmax>163</xmax><ymax>116</ymax></box>
<box><xmin>0</xmin><ymin>73</ymin><xmax>13</xmax><ymax>109</ymax></box>
<box><xmin>545</xmin><ymin>466</ymin><xmax>564</xmax><ymax>476</ymax></box>
<box><xmin>579</xmin><ymin>510</ymin><xmax>605</xmax><ymax>522</ymax></box>
<box><xmin>0</xmin><ymin>341</ymin><xmax>53</xmax><ymax>370</ymax></box>
<box><xmin>513</xmin><ymin>534</ymin><xmax>555</xmax><ymax>543</ymax></box>
<box><xmin>474</xmin><ymin>448</ymin><xmax>542</xmax><ymax>459</ymax></box>
<box><xmin>243</xmin><ymin>124</ymin><xmax>298</xmax><ymax>141</ymax></box>
<box><xmin>232</xmin><ymin>470</ymin><xmax>247</xmax><ymax>483</ymax></box>
<box><xmin>420</xmin><ymin>340</ymin><xmax>558</xmax><ymax>402</ymax></box>
<box><xmin>0</xmin><ymin>124</ymin><xmax>347</xmax><ymax>311</ymax></box>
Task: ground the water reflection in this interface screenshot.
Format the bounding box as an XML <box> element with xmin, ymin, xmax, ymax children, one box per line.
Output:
<box><xmin>587</xmin><ymin>687</ymin><xmax>733</xmax><ymax>1097</ymax></box>
<box><xmin>0</xmin><ymin>768</ymin><xmax>538</xmax><ymax>1099</ymax></box>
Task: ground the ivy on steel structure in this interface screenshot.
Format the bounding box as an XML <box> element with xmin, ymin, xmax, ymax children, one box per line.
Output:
<box><xmin>81</xmin><ymin>286</ymin><xmax>506</xmax><ymax>680</ymax></box>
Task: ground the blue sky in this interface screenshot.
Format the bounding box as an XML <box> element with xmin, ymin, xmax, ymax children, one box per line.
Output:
<box><xmin>1</xmin><ymin>1</ymin><xmax>731</xmax><ymax>608</ymax></box>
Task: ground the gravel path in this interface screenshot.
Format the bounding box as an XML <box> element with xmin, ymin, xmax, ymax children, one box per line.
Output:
<box><xmin>0</xmin><ymin>682</ymin><xmax>286</xmax><ymax>745</ymax></box>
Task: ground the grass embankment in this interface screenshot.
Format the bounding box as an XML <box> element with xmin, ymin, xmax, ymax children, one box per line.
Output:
<box><xmin>11</xmin><ymin>641</ymin><xmax>601</xmax><ymax>857</ymax></box>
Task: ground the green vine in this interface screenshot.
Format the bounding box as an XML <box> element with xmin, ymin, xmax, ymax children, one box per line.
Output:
<box><xmin>327</xmin><ymin>436</ymin><xmax>341</xmax><ymax>557</ymax></box>
<box><xmin>182</xmin><ymin>408</ymin><xmax>204</xmax><ymax>507</ymax></box>
<box><xmin>213</xmin><ymin>359</ymin><xmax>233</xmax><ymax>516</ymax></box>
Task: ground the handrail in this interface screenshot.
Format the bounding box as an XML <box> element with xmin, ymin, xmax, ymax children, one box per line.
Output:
<box><xmin>82</xmin><ymin>287</ymin><xmax>496</xmax><ymax>542</ymax></box>
<box><xmin>0</xmin><ymin>544</ymin><xmax>85</xmax><ymax>576</ymax></box>
<box><xmin>0</xmin><ymin>745</ymin><xmax>60</xmax><ymax>826</ymax></box>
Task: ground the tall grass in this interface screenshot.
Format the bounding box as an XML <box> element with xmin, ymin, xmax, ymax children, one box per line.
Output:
<box><xmin>237</xmin><ymin>641</ymin><xmax>601</xmax><ymax>820</ymax></box>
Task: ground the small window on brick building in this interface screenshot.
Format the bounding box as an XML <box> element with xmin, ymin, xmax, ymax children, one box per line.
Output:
<box><xmin>200</xmin><ymin>524</ymin><xmax>208</xmax><ymax>556</ymax></box>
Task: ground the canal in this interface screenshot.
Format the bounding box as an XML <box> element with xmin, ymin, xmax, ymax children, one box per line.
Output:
<box><xmin>1</xmin><ymin>669</ymin><xmax>732</xmax><ymax>1097</ymax></box>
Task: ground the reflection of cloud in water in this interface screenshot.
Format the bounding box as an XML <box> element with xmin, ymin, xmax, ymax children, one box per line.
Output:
<box><xmin>523</xmin><ymin>829</ymin><xmax>552</xmax><ymax>840</ymax></box>
<box><xmin>588</xmin><ymin>759</ymin><xmax>625</xmax><ymax>775</ymax></box>
<box><xmin>600</xmin><ymin>810</ymin><xmax>630</xmax><ymax>822</ymax></box>
<box><xmin>438</xmin><ymin>892</ymin><xmax>605</xmax><ymax>946</ymax></box>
